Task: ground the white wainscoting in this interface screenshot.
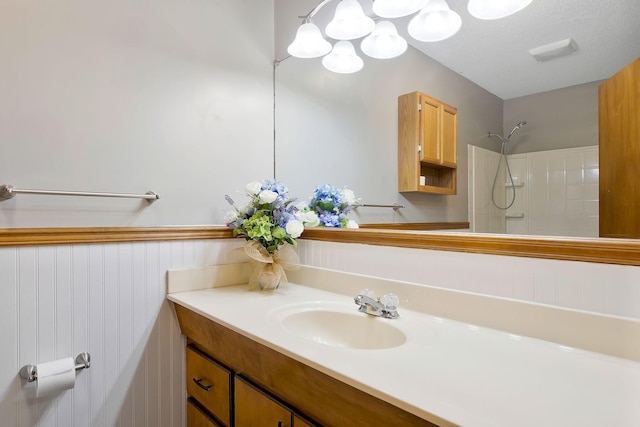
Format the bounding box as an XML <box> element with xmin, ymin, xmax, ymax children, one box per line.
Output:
<box><xmin>2</xmin><ymin>236</ymin><xmax>637</xmax><ymax>427</ymax></box>
<box><xmin>0</xmin><ymin>239</ymin><xmax>243</xmax><ymax>427</ymax></box>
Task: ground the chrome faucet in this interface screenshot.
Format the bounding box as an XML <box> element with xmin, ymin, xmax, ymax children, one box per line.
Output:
<box><xmin>354</xmin><ymin>289</ymin><xmax>399</xmax><ymax>319</ymax></box>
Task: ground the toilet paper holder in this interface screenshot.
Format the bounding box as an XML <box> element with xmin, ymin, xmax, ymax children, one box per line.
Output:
<box><xmin>19</xmin><ymin>352</ymin><xmax>91</xmax><ymax>383</ymax></box>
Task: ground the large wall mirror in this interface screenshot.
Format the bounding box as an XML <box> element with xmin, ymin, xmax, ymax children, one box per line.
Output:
<box><xmin>273</xmin><ymin>0</ymin><xmax>639</xmax><ymax>239</ymax></box>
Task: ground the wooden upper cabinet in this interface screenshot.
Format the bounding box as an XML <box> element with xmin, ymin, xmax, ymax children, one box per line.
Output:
<box><xmin>398</xmin><ymin>91</ymin><xmax>458</xmax><ymax>194</ymax></box>
<box><xmin>598</xmin><ymin>58</ymin><xmax>640</xmax><ymax>238</ymax></box>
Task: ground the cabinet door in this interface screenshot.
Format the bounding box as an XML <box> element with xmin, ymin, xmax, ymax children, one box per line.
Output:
<box><xmin>441</xmin><ymin>104</ymin><xmax>457</xmax><ymax>168</ymax></box>
<box><xmin>235</xmin><ymin>377</ymin><xmax>292</xmax><ymax>427</ymax></box>
<box><xmin>599</xmin><ymin>58</ymin><xmax>640</xmax><ymax>237</ymax></box>
<box><xmin>419</xmin><ymin>96</ymin><xmax>442</xmax><ymax>164</ymax></box>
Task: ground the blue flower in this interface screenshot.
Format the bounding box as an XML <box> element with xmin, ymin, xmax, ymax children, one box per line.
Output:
<box><xmin>308</xmin><ymin>184</ymin><xmax>358</xmax><ymax>228</ymax></box>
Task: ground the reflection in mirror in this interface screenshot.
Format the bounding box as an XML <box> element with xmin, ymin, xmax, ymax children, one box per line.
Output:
<box><xmin>274</xmin><ymin>0</ymin><xmax>639</xmax><ymax>238</ymax></box>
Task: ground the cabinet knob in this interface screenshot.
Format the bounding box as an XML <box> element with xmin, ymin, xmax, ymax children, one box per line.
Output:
<box><xmin>192</xmin><ymin>377</ymin><xmax>212</xmax><ymax>392</ymax></box>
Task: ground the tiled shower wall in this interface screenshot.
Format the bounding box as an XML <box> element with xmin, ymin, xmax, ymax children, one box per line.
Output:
<box><xmin>0</xmin><ymin>239</ymin><xmax>243</xmax><ymax>427</ymax></box>
<box><xmin>297</xmin><ymin>240</ymin><xmax>640</xmax><ymax>321</ymax></box>
<box><xmin>469</xmin><ymin>145</ymin><xmax>599</xmax><ymax>237</ymax></box>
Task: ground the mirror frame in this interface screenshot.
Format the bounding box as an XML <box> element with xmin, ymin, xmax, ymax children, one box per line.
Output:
<box><xmin>1</xmin><ymin>226</ymin><xmax>638</xmax><ymax>266</ymax></box>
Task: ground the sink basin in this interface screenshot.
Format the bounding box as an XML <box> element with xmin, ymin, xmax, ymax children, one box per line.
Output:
<box><xmin>272</xmin><ymin>302</ymin><xmax>407</xmax><ymax>350</ymax></box>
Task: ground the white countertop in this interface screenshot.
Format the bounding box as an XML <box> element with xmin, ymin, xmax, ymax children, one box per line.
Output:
<box><xmin>168</xmin><ymin>280</ymin><xmax>640</xmax><ymax>427</ymax></box>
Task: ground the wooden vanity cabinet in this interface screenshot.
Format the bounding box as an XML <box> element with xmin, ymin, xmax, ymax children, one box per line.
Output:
<box><xmin>398</xmin><ymin>91</ymin><xmax>458</xmax><ymax>194</ymax></box>
<box><xmin>175</xmin><ymin>304</ymin><xmax>437</xmax><ymax>427</ymax></box>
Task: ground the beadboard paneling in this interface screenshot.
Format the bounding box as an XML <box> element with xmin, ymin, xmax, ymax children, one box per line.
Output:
<box><xmin>0</xmin><ymin>239</ymin><xmax>243</xmax><ymax>427</ymax></box>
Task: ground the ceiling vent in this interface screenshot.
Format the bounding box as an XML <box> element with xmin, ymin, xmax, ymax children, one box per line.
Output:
<box><xmin>529</xmin><ymin>38</ymin><xmax>578</xmax><ymax>62</ymax></box>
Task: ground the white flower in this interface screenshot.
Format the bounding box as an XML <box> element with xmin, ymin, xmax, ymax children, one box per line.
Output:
<box><xmin>246</xmin><ymin>181</ymin><xmax>262</xmax><ymax>195</ymax></box>
<box><xmin>300</xmin><ymin>211</ymin><xmax>320</xmax><ymax>227</ymax></box>
<box><xmin>285</xmin><ymin>219</ymin><xmax>304</xmax><ymax>238</ymax></box>
<box><xmin>346</xmin><ymin>219</ymin><xmax>359</xmax><ymax>229</ymax></box>
<box><xmin>343</xmin><ymin>188</ymin><xmax>357</xmax><ymax>206</ymax></box>
<box><xmin>293</xmin><ymin>200</ymin><xmax>309</xmax><ymax>211</ymax></box>
<box><xmin>238</xmin><ymin>203</ymin><xmax>250</xmax><ymax>215</ymax></box>
<box><xmin>258</xmin><ymin>190</ymin><xmax>278</xmax><ymax>204</ymax></box>
<box><xmin>223</xmin><ymin>210</ymin><xmax>238</xmax><ymax>224</ymax></box>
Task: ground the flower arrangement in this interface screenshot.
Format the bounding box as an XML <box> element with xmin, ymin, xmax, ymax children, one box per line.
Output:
<box><xmin>224</xmin><ymin>179</ymin><xmax>302</xmax><ymax>290</ymax></box>
<box><xmin>225</xmin><ymin>179</ymin><xmax>303</xmax><ymax>254</ymax></box>
<box><xmin>306</xmin><ymin>184</ymin><xmax>359</xmax><ymax>228</ymax></box>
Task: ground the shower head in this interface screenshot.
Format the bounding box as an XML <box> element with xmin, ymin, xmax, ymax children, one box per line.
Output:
<box><xmin>507</xmin><ymin>120</ymin><xmax>527</xmax><ymax>140</ymax></box>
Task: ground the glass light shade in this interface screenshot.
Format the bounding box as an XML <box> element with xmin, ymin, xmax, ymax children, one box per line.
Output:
<box><xmin>325</xmin><ymin>0</ymin><xmax>376</xmax><ymax>40</ymax></box>
<box><xmin>408</xmin><ymin>0</ymin><xmax>462</xmax><ymax>42</ymax></box>
<box><xmin>371</xmin><ymin>0</ymin><xmax>430</xmax><ymax>18</ymax></box>
<box><xmin>322</xmin><ymin>41</ymin><xmax>364</xmax><ymax>74</ymax></box>
<box><xmin>287</xmin><ymin>22</ymin><xmax>333</xmax><ymax>58</ymax></box>
<box><xmin>467</xmin><ymin>0</ymin><xmax>533</xmax><ymax>20</ymax></box>
<box><xmin>361</xmin><ymin>21</ymin><xmax>408</xmax><ymax>59</ymax></box>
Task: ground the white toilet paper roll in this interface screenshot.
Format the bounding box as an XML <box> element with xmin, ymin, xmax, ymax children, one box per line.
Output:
<box><xmin>36</xmin><ymin>357</ymin><xmax>76</xmax><ymax>397</ymax></box>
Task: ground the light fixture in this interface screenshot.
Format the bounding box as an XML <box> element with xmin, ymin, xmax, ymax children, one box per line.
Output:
<box><xmin>322</xmin><ymin>41</ymin><xmax>364</xmax><ymax>73</ymax></box>
<box><xmin>286</xmin><ymin>0</ymin><xmax>536</xmax><ymax>74</ymax></box>
<box><xmin>467</xmin><ymin>0</ymin><xmax>533</xmax><ymax>20</ymax></box>
<box><xmin>529</xmin><ymin>38</ymin><xmax>578</xmax><ymax>62</ymax></box>
<box><xmin>361</xmin><ymin>21</ymin><xmax>408</xmax><ymax>59</ymax></box>
<box><xmin>325</xmin><ymin>0</ymin><xmax>375</xmax><ymax>40</ymax></box>
<box><xmin>372</xmin><ymin>0</ymin><xmax>430</xmax><ymax>19</ymax></box>
<box><xmin>287</xmin><ymin>21</ymin><xmax>333</xmax><ymax>58</ymax></box>
<box><xmin>408</xmin><ymin>0</ymin><xmax>461</xmax><ymax>42</ymax></box>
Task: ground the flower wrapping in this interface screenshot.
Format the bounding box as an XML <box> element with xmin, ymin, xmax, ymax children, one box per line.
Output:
<box><xmin>241</xmin><ymin>240</ymin><xmax>300</xmax><ymax>290</ymax></box>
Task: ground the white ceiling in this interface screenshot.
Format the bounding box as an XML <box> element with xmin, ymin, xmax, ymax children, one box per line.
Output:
<box><xmin>275</xmin><ymin>0</ymin><xmax>640</xmax><ymax>99</ymax></box>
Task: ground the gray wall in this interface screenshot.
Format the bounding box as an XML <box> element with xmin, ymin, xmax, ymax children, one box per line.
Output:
<box><xmin>503</xmin><ymin>81</ymin><xmax>600</xmax><ymax>154</ymax></box>
<box><xmin>0</xmin><ymin>0</ymin><xmax>275</xmax><ymax>228</ymax></box>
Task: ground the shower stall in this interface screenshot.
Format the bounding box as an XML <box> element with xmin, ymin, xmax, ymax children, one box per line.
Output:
<box><xmin>468</xmin><ymin>138</ymin><xmax>599</xmax><ymax>238</ymax></box>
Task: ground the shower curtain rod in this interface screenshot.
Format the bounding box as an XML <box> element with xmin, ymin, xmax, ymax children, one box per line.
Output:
<box><xmin>0</xmin><ymin>184</ymin><xmax>159</xmax><ymax>202</ymax></box>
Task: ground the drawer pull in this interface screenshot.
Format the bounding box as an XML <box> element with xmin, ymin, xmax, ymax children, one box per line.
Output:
<box><xmin>192</xmin><ymin>377</ymin><xmax>212</xmax><ymax>392</ymax></box>
<box><xmin>277</xmin><ymin>422</ymin><xmax>283</xmax><ymax>427</ymax></box>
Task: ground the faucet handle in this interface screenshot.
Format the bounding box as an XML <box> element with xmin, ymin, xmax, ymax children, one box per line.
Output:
<box><xmin>380</xmin><ymin>293</ymin><xmax>399</xmax><ymax>310</ymax></box>
<box><xmin>360</xmin><ymin>288</ymin><xmax>376</xmax><ymax>299</ymax></box>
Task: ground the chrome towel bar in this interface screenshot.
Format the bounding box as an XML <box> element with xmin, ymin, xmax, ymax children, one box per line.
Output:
<box><xmin>0</xmin><ymin>184</ymin><xmax>159</xmax><ymax>202</ymax></box>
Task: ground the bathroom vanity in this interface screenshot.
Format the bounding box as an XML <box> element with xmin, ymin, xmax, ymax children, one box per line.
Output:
<box><xmin>168</xmin><ymin>264</ymin><xmax>640</xmax><ymax>427</ymax></box>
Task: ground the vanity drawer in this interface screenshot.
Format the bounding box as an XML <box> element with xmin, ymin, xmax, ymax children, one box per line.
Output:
<box><xmin>186</xmin><ymin>346</ymin><xmax>232</xmax><ymax>426</ymax></box>
<box><xmin>187</xmin><ymin>398</ymin><xmax>223</xmax><ymax>427</ymax></box>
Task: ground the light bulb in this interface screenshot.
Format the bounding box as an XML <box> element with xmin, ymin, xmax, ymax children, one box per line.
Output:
<box><xmin>325</xmin><ymin>0</ymin><xmax>375</xmax><ymax>40</ymax></box>
<box><xmin>361</xmin><ymin>21</ymin><xmax>408</xmax><ymax>59</ymax></box>
<box><xmin>287</xmin><ymin>22</ymin><xmax>332</xmax><ymax>58</ymax></box>
<box><xmin>372</xmin><ymin>0</ymin><xmax>430</xmax><ymax>18</ymax></box>
<box><xmin>467</xmin><ymin>0</ymin><xmax>533</xmax><ymax>20</ymax></box>
<box><xmin>408</xmin><ymin>0</ymin><xmax>461</xmax><ymax>42</ymax></box>
<box><xmin>322</xmin><ymin>41</ymin><xmax>364</xmax><ymax>74</ymax></box>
